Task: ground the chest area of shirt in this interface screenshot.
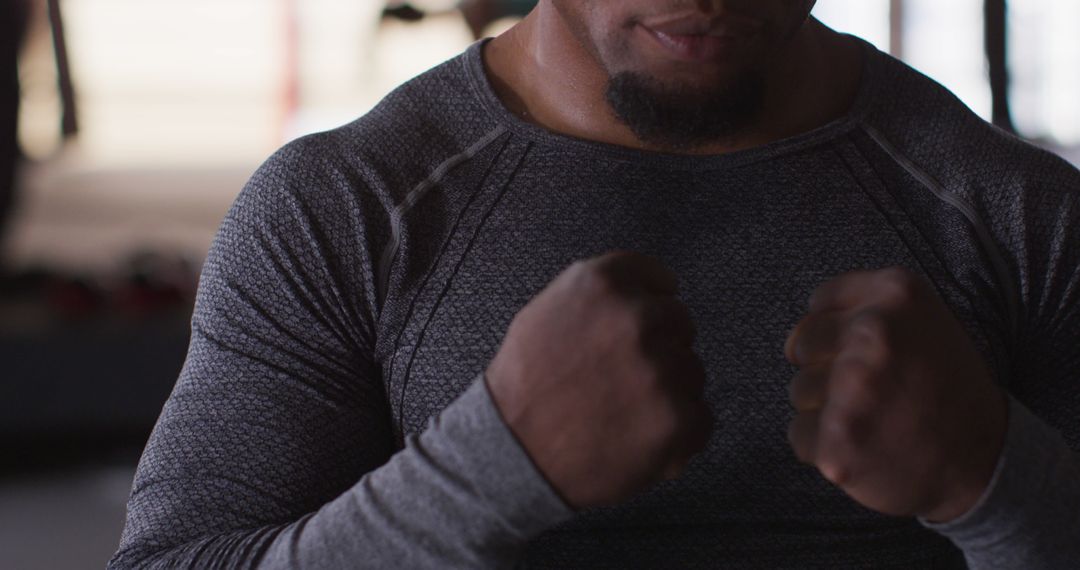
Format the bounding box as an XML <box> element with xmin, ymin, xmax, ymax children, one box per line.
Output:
<box><xmin>377</xmin><ymin>152</ymin><xmax>1002</xmax><ymax>441</ymax></box>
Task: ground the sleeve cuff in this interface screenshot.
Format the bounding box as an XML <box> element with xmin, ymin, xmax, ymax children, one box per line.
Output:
<box><xmin>920</xmin><ymin>396</ymin><xmax>1080</xmax><ymax>558</ymax></box>
<box><xmin>426</xmin><ymin>374</ymin><xmax>574</xmax><ymax>540</ymax></box>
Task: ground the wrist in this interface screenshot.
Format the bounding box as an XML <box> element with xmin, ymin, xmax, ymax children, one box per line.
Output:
<box><xmin>921</xmin><ymin>476</ymin><xmax>992</xmax><ymax>523</ymax></box>
<box><xmin>449</xmin><ymin>375</ymin><xmax>574</xmax><ymax>531</ymax></box>
<box><xmin>922</xmin><ymin>389</ymin><xmax>1009</xmax><ymax>523</ymax></box>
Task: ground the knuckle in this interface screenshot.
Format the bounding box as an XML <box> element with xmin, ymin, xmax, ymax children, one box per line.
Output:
<box><xmin>638</xmin><ymin>360</ymin><xmax>667</xmax><ymax>394</ymax></box>
<box><xmin>845</xmin><ymin>315</ymin><xmax>891</xmax><ymax>356</ymax></box>
<box><xmin>593</xmin><ymin>250</ymin><xmax>631</xmax><ymax>275</ymax></box>
<box><xmin>878</xmin><ymin>267</ymin><xmax>920</xmax><ymax>303</ymax></box>
<box><xmin>844</xmin><ymin>314</ymin><xmax>894</xmax><ymax>366</ymax></box>
<box><xmin>563</xmin><ymin>260</ymin><xmax>594</xmax><ymax>293</ymax></box>
<box><xmin>849</xmin><ymin>311</ymin><xmax>889</xmax><ymax>342</ymax></box>
<box><xmin>833</xmin><ymin>361</ymin><xmax>882</xmax><ymax>410</ymax></box>
<box><xmin>652</xmin><ymin>404</ymin><xmax>681</xmax><ymax>444</ymax></box>
<box><xmin>565</xmin><ymin>259</ymin><xmax>591</xmax><ymax>279</ymax></box>
<box><xmin>823</xmin><ymin>404</ymin><xmax>875</xmax><ymax>450</ymax></box>
<box><xmin>578</xmin><ymin>263</ymin><xmax>611</xmax><ymax>295</ymax></box>
<box><xmin>836</xmin><ymin>358</ymin><xmax>873</xmax><ymax>386</ymax></box>
<box><xmin>819</xmin><ymin>459</ymin><xmax>851</xmax><ymax>486</ymax></box>
<box><xmin>821</xmin><ymin>411</ymin><xmax>859</xmax><ymax>446</ymax></box>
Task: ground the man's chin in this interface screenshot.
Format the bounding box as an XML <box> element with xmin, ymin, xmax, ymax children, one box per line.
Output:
<box><xmin>604</xmin><ymin>69</ymin><xmax>766</xmax><ymax>150</ymax></box>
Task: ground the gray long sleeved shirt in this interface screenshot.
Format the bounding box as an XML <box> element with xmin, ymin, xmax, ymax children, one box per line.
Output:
<box><xmin>110</xmin><ymin>38</ymin><xmax>1080</xmax><ymax>569</ymax></box>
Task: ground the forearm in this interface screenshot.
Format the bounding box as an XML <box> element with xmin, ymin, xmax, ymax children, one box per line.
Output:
<box><xmin>110</xmin><ymin>378</ymin><xmax>572</xmax><ymax>569</ymax></box>
<box><xmin>922</xmin><ymin>397</ymin><xmax>1080</xmax><ymax>569</ymax></box>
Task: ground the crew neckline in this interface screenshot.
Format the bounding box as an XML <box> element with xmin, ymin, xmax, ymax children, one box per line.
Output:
<box><xmin>462</xmin><ymin>35</ymin><xmax>882</xmax><ymax>172</ymax></box>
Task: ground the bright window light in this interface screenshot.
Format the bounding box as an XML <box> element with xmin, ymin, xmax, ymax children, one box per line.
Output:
<box><xmin>812</xmin><ymin>0</ymin><xmax>892</xmax><ymax>53</ymax></box>
<box><xmin>1010</xmin><ymin>0</ymin><xmax>1080</xmax><ymax>144</ymax></box>
<box><xmin>902</xmin><ymin>0</ymin><xmax>991</xmax><ymax>121</ymax></box>
<box><xmin>815</xmin><ymin>1</ymin><xmax>991</xmax><ymax>122</ymax></box>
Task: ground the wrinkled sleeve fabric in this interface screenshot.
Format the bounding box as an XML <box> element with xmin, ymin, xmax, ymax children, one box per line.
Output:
<box><xmin>108</xmin><ymin>137</ymin><xmax>572</xmax><ymax>569</ymax></box>
<box><xmin>921</xmin><ymin>155</ymin><xmax>1080</xmax><ymax>569</ymax></box>
<box><xmin>922</xmin><ymin>398</ymin><xmax>1080</xmax><ymax>569</ymax></box>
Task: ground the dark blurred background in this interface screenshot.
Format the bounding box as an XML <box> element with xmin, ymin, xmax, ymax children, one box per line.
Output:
<box><xmin>0</xmin><ymin>1</ymin><xmax>1077</xmax><ymax>568</ymax></box>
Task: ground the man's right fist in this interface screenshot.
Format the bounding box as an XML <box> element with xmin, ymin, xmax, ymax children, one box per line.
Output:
<box><xmin>485</xmin><ymin>252</ymin><xmax>713</xmax><ymax>509</ymax></box>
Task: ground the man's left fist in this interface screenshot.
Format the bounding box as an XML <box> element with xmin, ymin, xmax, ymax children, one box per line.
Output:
<box><xmin>784</xmin><ymin>267</ymin><xmax>1009</xmax><ymax>522</ymax></box>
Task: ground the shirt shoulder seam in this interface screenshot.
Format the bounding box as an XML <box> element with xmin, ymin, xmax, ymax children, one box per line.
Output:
<box><xmin>375</xmin><ymin>125</ymin><xmax>509</xmax><ymax>309</ymax></box>
<box><xmin>859</xmin><ymin>122</ymin><xmax>1021</xmax><ymax>341</ymax></box>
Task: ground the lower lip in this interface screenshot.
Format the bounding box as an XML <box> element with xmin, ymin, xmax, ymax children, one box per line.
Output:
<box><xmin>641</xmin><ymin>26</ymin><xmax>741</xmax><ymax>63</ymax></box>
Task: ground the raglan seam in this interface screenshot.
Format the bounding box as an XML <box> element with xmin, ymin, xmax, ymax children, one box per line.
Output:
<box><xmin>860</xmin><ymin>123</ymin><xmax>1022</xmax><ymax>346</ymax></box>
<box><xmin>840</xmin><ymin>133</ymin><xmax>997</xmax><ymax>340</ymax></box>
<box><xmin>375</xmin><ymin>125</ymin><xmax>510</xmax><ymax>310</ymax></box>
<box><xmin>833</xmin><ymin>142</ymin><xmax>945</xmax><ymax>294</ymax></box>
<box><xmin>390</xmin><ymin>138</ymin><xmax>520</xmax><ymax>442</ymax></box>
<box><xmin>392</xmin><ymin>140</ymin><xmax>532</xmax><ymax>441</ymax></box>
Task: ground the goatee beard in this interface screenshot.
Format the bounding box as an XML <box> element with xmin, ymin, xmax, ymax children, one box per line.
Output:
<box><xmin>604</xmin><ymin>71</ymin><xmax>766</xmax><ymax>151</ymax></box>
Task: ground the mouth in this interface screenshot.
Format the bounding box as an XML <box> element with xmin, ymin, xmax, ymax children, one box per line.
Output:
<box><xmin>638</xmin><ymin>14</ymin><xmax>762</xmax><ymax>63</ymax></box>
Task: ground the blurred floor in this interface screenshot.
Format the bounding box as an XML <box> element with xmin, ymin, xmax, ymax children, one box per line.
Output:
<box><xmin>0</xmin><ymin>467</ymin><xmax>134</xmax><ymax>570</ymax></box>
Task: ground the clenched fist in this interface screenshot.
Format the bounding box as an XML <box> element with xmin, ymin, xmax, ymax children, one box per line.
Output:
<box><xmin>486</xmin><ymin>252</ymin><xmax>713</xmax><ymax>509</ymax></box>
<box><xmin>785</xmin><ymin>267</ymin><xmax>1009</xmax><ymax>522</ymax></box>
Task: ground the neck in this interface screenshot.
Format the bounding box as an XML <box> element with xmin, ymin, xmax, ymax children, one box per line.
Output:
<box><xmin>483</xmin><ymin>6</ymin><xmax>864</xmax><ymax>155</ymax></box>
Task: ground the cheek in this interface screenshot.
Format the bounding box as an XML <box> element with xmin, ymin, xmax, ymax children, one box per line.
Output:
<box><xmin>576</xmin><ymin>16</ymin><xmax>642</xmax><ymax>74</ymax></box>
<box><xmin>550</xmin><ymin>1</ymin><xmax>619</xmax><ymax>58</ymax></box>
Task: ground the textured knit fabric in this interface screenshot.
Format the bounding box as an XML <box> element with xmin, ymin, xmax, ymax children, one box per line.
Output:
<box><xmin>110</xmin><ymin>37</ymin><xmax>1080</xmax><ymax>569</ymax></box>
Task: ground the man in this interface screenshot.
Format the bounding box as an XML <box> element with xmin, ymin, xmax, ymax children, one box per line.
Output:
<box><xmin>111</xmin><ymin>1</ymin><xmax>1080</xmax><ymax>568</ymax></box>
